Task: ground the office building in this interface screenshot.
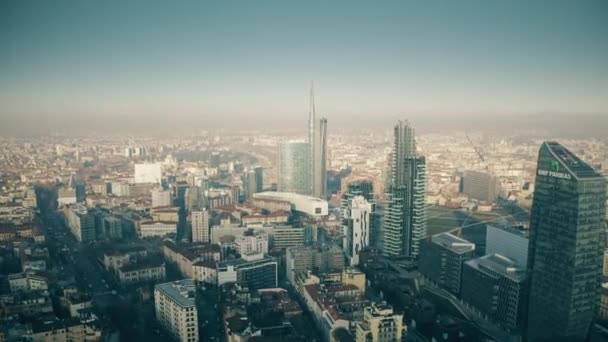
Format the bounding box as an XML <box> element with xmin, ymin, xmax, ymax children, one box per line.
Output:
<box><xmin>285</xmin><ymin>245</ymin><xmax>345</xmax><ymax>284</ymax></box>
<box><xmin>154</xmin><ymin>279</ymin><xmax>198</xmax><ymax>342</ymax></box>
<box><xmin>64</xmin><ymin>204</ymin><xmax>96</xmax><ymax>242</ymax></box>
<box><xmin>419</xmin><ymin>233</ymin><xmax>476</xmax><ymax>295</ymax></box>
<box><xmin>191</xmin><ymin>210</ymin><xmax>209</xmax><ymax>243</ymax></box>
<box><xmin>342</xmin><ymin>196</ymin><xmax>373</xmax><ymax>266</ymax></box>
<box><xmin>461</xmin><ymin>254</ymin><xmax>526</xmax><ymax>330</ymax></box>
<box><xmin>235</xmin><ymin>232</ymin><xmax>269</xmax><ymax>255</ymax></box>
<box><xmin>139</xmin><ymin>221</ymin><xmax>176</xmax><ymax>238</ymax></box>
<box><xmin>527</xmin><ymin>142</ymin><xmax>607</xmax><ymax>341</ymax></box>
<box><xmin>242</xmin><ymin>169</ymin><xmax>258</xmax><ymax>200</ymax></box>
<box><xmin>355</xmin><ymin>303</ymin><xmax>405</xmax><ymax>342</ymax></box>
<box><xmin>273</xmin><ymin>225</ymin><xmax>305</xmax><ymax>249</ymax></box>
<box><xmin>309</xmin><ymin>86</ymin><xmax>328</xmax><ymax>198</ymax></box>
<box><xmin>103</xmin><ymin>216</ymin><xmax>122</xmax><ymax>239</ymax></box>
<box><xmin>254</xmin><ymin>166</ymin><xmax>264</xmax><ymax>192</ymax></box>
<box><xmin>151</xmin><ymin>188</ymin><xmax>172</xmax><ymax>208</ymax></box>
<box><xmin>278</xmin><ymin>141</ymin><xmax>310</xmax><ymax>195</ymax></box>
<box><xmin>485</xmin><ymin>224</ymin><xmax>528</xmax><ymax>267</ymax></box>
<box><xmin>217</xmin><ymin>252</ymin><xmax>277</xmax><ymax>290</ymax></box>
<box><xmin>383</xmin><ymin>120</ymin><xmax>427</xmax><ymax>258</ymax></box>
<box><xmin>461</xmin><ymin>170</ymin><xmax>501</xmax><ymax>203</ymax></box>
<box><xmin>134</xmin><ymin>163</ymin><xmax>162</xmax><ymax>184</ymax></box>
<box><xmin>341</xmin><ymin>180</ymin><xmax>380</xmax><ymax>249</ymax></box>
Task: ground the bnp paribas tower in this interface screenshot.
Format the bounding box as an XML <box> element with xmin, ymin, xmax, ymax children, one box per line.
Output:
<box><xmin>527</xmin><ymin>142</ymin><xmax>607</xmax><ymax>341</ymax></box>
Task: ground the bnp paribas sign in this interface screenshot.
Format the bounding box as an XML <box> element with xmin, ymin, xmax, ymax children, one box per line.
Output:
<box><xmin>537</xmin><ymin>160</ymin><xmax>572</xmax><ymax>180</ymax></box>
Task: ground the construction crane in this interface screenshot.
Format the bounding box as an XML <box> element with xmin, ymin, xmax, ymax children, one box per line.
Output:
<box><xmin>465</xmin><ymin>132</ymin><xmax>485</xmax><ymax>163</ymax></box>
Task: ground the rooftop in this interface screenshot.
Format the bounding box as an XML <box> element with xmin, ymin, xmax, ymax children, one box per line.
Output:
<box><xmin>431</xmin><ymin>233</ymin><xmax>475</xmax><ymax>254</ymax></box>
<box><xmin>544</xmin><ymin>141</ymin><xmax>603</xmax><ymax>179</ymax></box>
<box><xmin>466</xmin><ymin>253</ymin><xmax>526</xmax><ymax>282</ymax></box>
<box><xmin>155</xmin><ymin>279</ymin><xmax>196</xmax><ymax>308</ymax></box>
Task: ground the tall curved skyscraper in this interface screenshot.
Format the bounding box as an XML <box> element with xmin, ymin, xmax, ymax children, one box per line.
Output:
<box><xmin>309</xmin><ymin>85</ymin><xmax>328</xmax><ymax>198</ymax></box>
<box><xmin>278</xmin><ymin>140</ymin><xmax>310</xmax><ymax>195</ymax></box>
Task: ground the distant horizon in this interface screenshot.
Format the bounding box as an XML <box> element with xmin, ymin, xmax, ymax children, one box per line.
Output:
<box><xmin>2</xmin><ymin>1</ymin><xmax>607</xmax><ymax>135</ymax></box>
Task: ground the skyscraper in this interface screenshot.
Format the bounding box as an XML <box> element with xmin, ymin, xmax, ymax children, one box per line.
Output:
<box><xmin>341</xmin><ymin>180</ymin><xmax>379</xmax><ymax>251</ymax></box>
<box><xmin>309</xmin><ymin>85</ymin><xmax>328</xmax><ymax>199</ymax></box>
<box><xmin>278</xmin><ymin>140</ymin><xmax>310</xmax><ymax>195</ymax></box>
<box><xmin>383</xmin><ymin>120</ymin><xmax>427</xmax><ymax>258</ymax></box>
<box><xmin>191</xmin><ymin>209</ymin><xmax>209</xmax><ymax>243</ymax></box>
<box><xmin>526</xmin><ymin>142</ymin><xmax>607</xmax><ymax>341</ymax></box>
<box><xmin>254</xmin><ymin>166</ymin><xmax>264</xmax><ymax>193</ymax></box>
<box><xmin>342</xmin><ymin>196</ymin><xmax>373</xmax><ymax>266</ymax></box>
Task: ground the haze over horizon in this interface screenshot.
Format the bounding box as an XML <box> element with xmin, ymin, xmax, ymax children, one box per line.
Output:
<box><xmin>1</xmin><ymin>0</ymin><xmax>607</xmax><ymax>135</ymax></box>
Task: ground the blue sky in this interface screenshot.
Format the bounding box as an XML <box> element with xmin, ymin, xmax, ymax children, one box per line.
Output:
<box><xmin>1</xmin><ymin>0</ymin><xmax>607</xmax><ymax>132</ymax></box>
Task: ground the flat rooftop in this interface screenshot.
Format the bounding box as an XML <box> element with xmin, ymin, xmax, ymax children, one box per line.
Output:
<box><xmin>431</xmin><ymin>232</ymin><xmax>475</xmax><ymax>254</ymax></box>
<box><xmin>155</xmin><ymin>279</ymin><xmax>196</xmax><ymax>308</ymax></box>
<box><xmin>466</xmin><ymin>253</ymin><xmax>525</xmax><ymax>282</ymax></box>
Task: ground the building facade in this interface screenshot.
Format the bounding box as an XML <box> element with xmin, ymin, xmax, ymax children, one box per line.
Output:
<box><xmin>278</xmin><ymin>141</ymin><xmax>310</xmax><ymax>195</ymax></box>
<box><xmin>419</xmin><ymin>233</ymin><xmax>476</xmax><ymax>295</ymax></box>
<box><xmin>342</xmin><ymin>196</ymin><xmax>373</xmax><ymax>266</ymax></box>
<box><xmin>383</xmin><ymin>120</ymin><xmax>427</xmax><ymax>258</ymax></box>
<box><xmin>355</xmin><ymin>304</ymin><xmax>405</xmax><ymax>342</ymax></box>
<box><xmin>154</xmin><ymin>279</ymin><xmax>198</xmax><ymax>342</ymax></box>
<box><xmin>461</xmin><ymin>170</ymin><xmax>501</xmax><ymax>203</ymax></box>
<box><xmin>461</xmin><ymin>253</ymin><xmax>526</xmax><ymax>330</ymax></box>
<box><xmin>526</xmin><ymin>142</ymin><xmax>607</xmax><ymax>341</ymax></box>
<box><xmin>191</xmin><ymin>210</ymin><xmax>209</xmax><ymax>243</ymax></box>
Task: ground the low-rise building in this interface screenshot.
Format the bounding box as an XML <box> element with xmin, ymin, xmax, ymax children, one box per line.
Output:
<box><xmin>139</xmin><ymin>221</ymin><xmax>177</xmax><ymax>238</ymax></box>
<box><xmin>192</xmin><ymin>260</ymin><xmax>217</xmax><ymax>285</ymax></box>
<box><xmin>118</xmin><ymin>259</ymin><xmax>166</xmax><ymax>286</ymax></box>
<box><xmin>8</xmin><ymin>271</ymin><xmax>49</xmax><ymax>293</ymax></box>
<box><xmin>355</xmin><ymin>303</ymin><xmax>405</xmax><ymax>342</ymax></box>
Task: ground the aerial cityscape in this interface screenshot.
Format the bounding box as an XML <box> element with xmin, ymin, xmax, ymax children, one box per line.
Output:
<box><xmin>1</xmin><ymin>1</ymin><xmax>607</xmax><ymax>342</ymax></box>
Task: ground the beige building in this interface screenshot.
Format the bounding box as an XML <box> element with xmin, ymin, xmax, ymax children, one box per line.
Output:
<box><xmin>191</xmin><ymin>210</ymin><xmax>210</xmax><ymax>243</ymax></box>
<box><xmin>151</xmin><ymin>206</ymin><xmax>180</xmax><ymax>222</ymax></box>
<box><xmin>154</xmin><ymin>279</ymin><xmax>199</xmax><ymax>342</ymax></box>
<box><xmin>118</xmin><ymin>260</ymin><xmax>166</xmax><ymax>285</ymax></box>
<box><xmin>31</xmin><ymin>315</ymin><xmax>102</xmax><ymax>342</ymax></box>
<box><xmin>356</xmin><ymin>304</ymin><xmax>404</xmax><ymax>342</ymax></box>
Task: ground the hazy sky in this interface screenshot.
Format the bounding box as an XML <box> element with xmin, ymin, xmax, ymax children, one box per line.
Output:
<box><xmin>1</xmin><ymin>1</ymin><xmax>607</xmax><ymax>133</ymax></box>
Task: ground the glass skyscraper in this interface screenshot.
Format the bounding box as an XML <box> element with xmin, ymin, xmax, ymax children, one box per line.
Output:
<box><xmin>527</xmin><ymin>141</ymin><xmax>607</xmax><ymax>341</ymax></box>
<box><xmin>278</xmin><ymin>140</ymin><xmax>310</xmax><ymax>195</ymax></box>
<box><xmin>383</xmin><ymin>120</ymin><xmax>427</xmax><ymax>258</ymax></box>
<box><xmin>309</xmin><ymin>86</ymin><xmax>328</xmax><ymax>198</ymax></box>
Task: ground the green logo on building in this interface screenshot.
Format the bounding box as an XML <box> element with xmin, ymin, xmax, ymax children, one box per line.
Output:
<box><xmin>550</xmin><ymin>160</ymin><xmax>560</xmax><ymax>172</ymax></box>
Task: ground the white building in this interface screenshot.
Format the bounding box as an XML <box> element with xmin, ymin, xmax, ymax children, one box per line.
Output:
<box><xmin>139</xmin><ymin>221</ymin><xmax>177</xmax><ymax>238</ymax></box>
<box><xmin>235</xmin><ymin>233</ymin><xmax>269</xmax><ymax>255</ymax></box>
<box><xmin>193</xmin><ymin>260</ymin><xmax>218</xmax><ymax>285</ymax></box>
<box><xmin>8</xmin><ymin>272</ymin><xmax>49</xmax><ymax>293</ymax></box>
<box><xmin>343</xmin><ymin>196</ymin><xmax>372</xmax><ymax>266</ymax></box>
<box><xmin>57</xmin><ymin>188</ymin><xmax>77</xmax><ymax>206</ymax></box>
<box><xmin>191</xmin><ymin>210</ymin><xmax>209</xmax><ymax>243</ymax></box>
<box><xmin>253</xmin><ymin>192</ymin><xmax>328</xmax><ymax>217</ymax></box>
<box><xmin>134</xmin><ymin>163</ymin><xmax>162</xmax><ymax>184</ymax></box>
<box><xmin>155</xmin><ymin>279</ymin><xmax>199</xmax><ymax>342</ymax></box>
<box><xmin>151</xmin><ymin>188</ymin><xmax>172</xmax><ymax>208</ymax></box>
